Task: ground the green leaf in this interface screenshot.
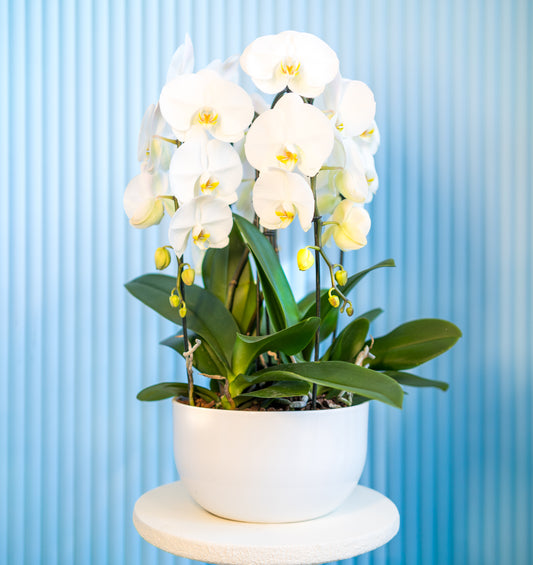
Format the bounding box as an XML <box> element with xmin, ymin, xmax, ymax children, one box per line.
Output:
<box><xmin>125</xmin><ymin>274</ymin><xmax>238</xmax><ymax>371</ymax></box>
<box><xmin>161</xmin><ymin>332</ymin><xmax>225</xmax><ymax>376</ymax></box>
<box><xmin>232</xmin><ymin>317</ymin><xmax>321</xmax><ymax>375</ymax></box>
<box><xmin>326</xmin><ymin>317</ymin><xmax>370</xmax><ymax>362</ymax></box>
<box><xmin>233</xmin><ymin>214</ymin><xmax>300</xmax><ymax>331</ymax></box>
<box><xmin>301</xmin><ymin>259</ymin><xmax>395</xmax><ymax>359</ymax></box>
<box><xmin>238</xmin><ymin>380</ymin><xmax>311</xmax><ymax>399</ymax></box>
<box><xmin>367</xmin><ymin>319</ymin><xmax>462</xmax><ymax>370</ymax></box>
<box><xmin>358</xmin><ymin>308</ymin><xmax>384</xmax><ymax>323</ymax></box>
<box><xmin>202</xmin><ymin>225</ymin><xmax>257</xmax><ymax>334</ymax></box>
<box><xmin>251</xmin><ymin>361</ymin><xmax>404</xmax><ymax>408</ymax></box>
<box><xmin>136</xmin><ymin>382</ymin><xmax>218</xmax><ymax>402</ymax></box>
<box><xmin>384</xmin><ymin>370</ymin><xmax>449</xmax><ymax>391</ymax></box>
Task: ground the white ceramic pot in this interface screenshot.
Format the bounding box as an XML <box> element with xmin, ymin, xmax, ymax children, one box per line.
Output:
<box><xmin>172</xmin><ymin>399</ymin><xmax>369</xmax><ymax>523</ymax></box>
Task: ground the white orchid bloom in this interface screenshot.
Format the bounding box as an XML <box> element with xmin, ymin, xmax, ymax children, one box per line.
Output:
<box><xmin>169</xmin><ymin>129</ymin><xmax>242</xmax><ymax>206</ymax></box>
<box><xmin>168</xmin><ymin>195</ymin><xmax>233</xmax><ymax>257</ymax></box>
<box><xmin>137</xmin><ymin>103</ymin><xmax>174</xmax><ymax>173</ymax></box>
<box><xmin>334</xmin><ymin>138</ymin><xmax>372</xmax><ymax>203</ymax></box>
<box><xmin>240</xmin><ymin>30</ymin><xmax>339</xmax><ymax>98</ymax></box>
<box><xmin>252</xmin><ymin>169</ymin><xmax>314</xmax><ymax>231</ymax></box>
<box><xmin>321</xmin><ymin>74</ymin><xmax>376</xmax><ymax>138</ymax></box>
<box><xmin>245</xmin><ymin>93</ymin><xmax>334</xmax><ymax>177</ymax></box>
<box><xmin>323</xmin><ymin>199</ymin><xmax>371</xmax><ymax>251</ymax></box>
<box><xmin>166</xmin><ymin>34</ymin><xmax>194</xmax><ymax>83</ymax></box>
<box><xmin>355</xmin><ymin>120</ymin><xmax>380</xmax><ymax>155</ymax></box>
<box><xmin>159</xmin><ymin>69</ymin><xmax>254</xmax><ymax>143</ymax></box>
<box><xmin>123</xmin><ymin>169</ymin><xmax>168</xmax><ymax>229</ymax></box>
<box><xmin>315</xmin><ymin>170</ymin><xmax>342</xmax><ymax>215</ymax></box>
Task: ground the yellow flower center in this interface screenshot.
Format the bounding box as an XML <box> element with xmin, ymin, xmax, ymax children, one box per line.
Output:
<box><xmin>200</xmin><ymin>176</ymin><xmax>220</xmax><ymax>193</ymax></box>
<box><xmin>276</xmin><ymin>145</ymin><xmax>299</xmax><ymax>170</ymax></box>
<box><xmin>196</xmin><ymin>107</ymin><xmax>218</xmax><ymax>127</ymax></box>
<box><xmin>280</xmin><ymin>58</ymin><xmax>301</xmax><ymax>77</ymax></box>
<box><xmin>336</xmin><ymin>122</ymin><xmax>344</xmax><ymax>132</ymax></box>
<box><xmin>274</xmin><ymin>203</ymin><xmax>296</xmax><ymax>227</ymax></box>
<box><xmin>192</xmin><ymin>228</ymin><xmax>210</xmax><ymax>247</ymax></box>
<box><xmin>360</xmin><ymin>128</ymin><xmax>374</xmax><ymax>138</ymax></box>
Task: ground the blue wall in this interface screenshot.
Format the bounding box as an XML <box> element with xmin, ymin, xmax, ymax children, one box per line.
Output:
<box><xmin>1</xmin><ymin>1</ymin><xmax>532</xmax><ymax>564</ymax></box>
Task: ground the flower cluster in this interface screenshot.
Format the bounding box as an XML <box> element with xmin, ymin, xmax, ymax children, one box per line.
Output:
<box><xmin>124</xmin><ymin>31</ymin><xmax>380</xmax><ymax>312</ymax></box>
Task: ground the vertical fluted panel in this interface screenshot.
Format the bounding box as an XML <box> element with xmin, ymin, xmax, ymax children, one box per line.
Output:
<box><xmin>1</xmin><ymin>1</ymin><xmax>531</xmax><ymax>564</ymax></box>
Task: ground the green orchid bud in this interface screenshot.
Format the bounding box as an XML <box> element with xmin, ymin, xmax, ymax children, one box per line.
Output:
<box><xmin>328</xmin><ymin>288</ymin><xmax>340</xmax><ymax>308</ymax></box>
<box><xmin>154</xmin><ymin>247</ymin><xmax>172</xmax><ymax>270</ymax></box>
<box><xmin>181</xmin><ymin>267</ymin><xmax>195</xmax><ymax>286</ymax></box>
<box><xmin>169</xmin><ymin>294</ymin><xmax>180</xmax><ymax>308</ymax></box>
<box><xmin>346</xmin><ymin>306</ymin><xmax>354</xmax><ymax>316</ymax></box>
<box><xmin>179</xmin><ymin>304</ymin><xmax>187</xmax><ymax>318</ymax></box>
<box><xmin>297</xmin><ymin>248</ymin><xmax>314</xmax><ymax>271</ymax></box>
<box><xmin>335</xmin><ymin>268</ymin><xmax>348</xmax><ymax>286</ymax></box>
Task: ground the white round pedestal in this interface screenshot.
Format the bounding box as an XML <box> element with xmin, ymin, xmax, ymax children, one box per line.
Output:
<box><xmin>133</xmin><ymin>481</ymin><xmax>399</xmax><ymax>565</ymax></box>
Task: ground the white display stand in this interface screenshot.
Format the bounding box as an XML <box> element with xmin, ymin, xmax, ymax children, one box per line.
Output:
<box><xmin>133</xmin><ymin>481</ymin><xmax>399</xmax><ymax>565</ymax></box>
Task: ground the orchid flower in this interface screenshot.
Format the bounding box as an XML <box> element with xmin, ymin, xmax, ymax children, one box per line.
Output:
<box><xmin>252</xmin><ymin>169</ymin><xmax>314</xmax><ymax>231</ymax></box>
<box><xmin>321</xmin><ymin>74</ymin><xmax>376</xmax><ymax>138</ymax></box>
<box><xmin>240</xmin><ymin>30</ymin><xmax>339</xmax><ymax>97</ymax></box>
<box><xmin>323</xmin><ymin>199</ymin><xmax>371</xmax><ymax>251</ymax></box>
<box><xmin>245</xmin><ymin>93</ymin><xmax>334</xmax><ymax>177</ymax></box>
<box><xmin>123</xmin><ymin>169</ymin><xmax>169</xmax><ymax>229</ymax></box>
<box><xmin>168</xmin><ymin>195</ymin><xmax>233</xmax><ymax>257</ymax></box>
<box><xmin>168</xmin><ymin>129</ymin><xmax>242</xmax><ymax>205</ymax></box>
<box><xmin>137</xmin><ymin>103</ymin><xmax>174</xmax><ymax>173</ymax></box>
<box><xmin>159</xmin><ymin>69</ymin><xmax>254</xmax><ymax>143</ymax></box>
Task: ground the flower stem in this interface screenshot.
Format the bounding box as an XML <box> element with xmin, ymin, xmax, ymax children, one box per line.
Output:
<box><xmin>311</xmin><ymin>175</ymin><xmax>320</xmax><ymax>409</ymax></box>
<box><xmin>179</xmin><ymin>257</ymin><xmax>194</xmax><ymax>406</ymax></box>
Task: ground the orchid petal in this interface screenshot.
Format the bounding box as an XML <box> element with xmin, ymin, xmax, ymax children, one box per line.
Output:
<box><xmin>123</xmin><ymin>170</ymin><xmax>167</xmax><ymax>229</ymax></box>
<box><xmin>338</xmin><ymin>80</ymin><xmax>376</xmax><ymax>137</ymax></box>
<box><xmin>166</xmin><ymin>34</ymin><xmax>194</xmax><ymax>83</ymax></box>
<box><xmin>252</xmin><ymin>170</ymin><xmax>314</xmax><ymax>231</ymax></box>
<box><xmin>324</xmin><ymin>200</ymin><xmax>371</xmax><ymax>251</ymax></box>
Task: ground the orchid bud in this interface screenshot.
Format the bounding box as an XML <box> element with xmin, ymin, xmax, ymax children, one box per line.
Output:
<box><xmin>179</xmin><ymin>304</ymin><xmax>187</xmax><ymax>318</ymax></box>
<box><xmin>297</xmin><ymin>248</ymin><xmax>314</xmax><ymax>271</ymax></box>
<box><xmin>335</xmin><ymin>268</ymin><xmax>347</xmax><ymax>286</ymax></box>
<box><xmin>169</xmin><ymin>294</ymin><xmax>180</xmax><ymax>308</ymax></box>
<box><xmin>154</xmin><ymin>247</ymin><xmax>171</xmax><ymax>270</ymax></box>
<box><xmin>181</xmin><ymin>267</ymin><xmax>195</xmax><ymax>286</ymax></box>
<box><xmin>328</xmin><ymin>292</ymin><xmax>340</xmax><ymax>308</ymax></box>
<box><xmin>346</xmin><ymin>306</ymin><xmax>354</xmax><ymax>316</ymax></box>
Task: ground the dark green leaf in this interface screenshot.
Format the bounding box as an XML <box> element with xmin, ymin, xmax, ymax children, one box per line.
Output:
<box><xmin>238</xmin><ymin>380</ymin><xmax>311</xmax><ymax>398</ymax></box>
<box><xmin>326</xmin><ymin>317</ymin><xmax>370</xmax><ymax>362</ymax></box>
<box><xmin>358</xmin><ymin>308</ymin><xmax>384</xmax><ymax>324</ymax></box>
<box><xmin>136</xmin><ymin>382</ymin><xmax>218</xmax><ymax>402</ymax></box>
<box><xmin>232</xmin><ymin>317</ymin><xmax>320</xmax><ymax>375</ymax></box>
<box><xmin>251</xmin><ymin>361</ymin><xmax>404</xmax><ymax>408</ymax></box>
<box><xmin>233</xmin><ymin>214</ymin><xmax>300</xmax><ymax>331</ymax></box>
<box><xmin>202</xmin><ymin>225</ymin><xmax>257</xmax><ymax>334</ymax></box>
<box><xmin>125</xmin><ymin>274</ymin><xmax>237</xmax><ymax>371</ymax></box>
<box><xmin>384</xmin><ymin>370</ymin><xmax>450</xmax><ymax>391</ymax></box>
<box><xmin>301</xmin><ymin>259</ymin><xmax>395</xmax><ymax>358</ymax></box>
<box><xmin>367</xmin><ymin>319</ymin><xmax>462</xmax><ymax>370</ymax></box>
<box><xmin>161</xmin><ymin>332</ymin><xmax>225</xmax><ymax>376</ymax></box>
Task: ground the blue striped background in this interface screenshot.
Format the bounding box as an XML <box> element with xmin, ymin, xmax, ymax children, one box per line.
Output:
<box><xmin>1</xmin><ymin>1</ymin><xmax>531</xmax><ymax>563</ymax></box>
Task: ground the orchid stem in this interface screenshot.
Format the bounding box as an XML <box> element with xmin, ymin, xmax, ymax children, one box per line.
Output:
<box><xmin>179</xmin><ymin>256</ymin><xmax>194</xmax><ymax>406</ymax></box>
<box><xmin>311</xmin><ymin>175</ymin><xmax>320</xmax><ymax>409</ymax></box>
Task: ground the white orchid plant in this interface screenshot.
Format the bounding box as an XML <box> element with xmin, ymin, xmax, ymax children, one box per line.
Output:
<box><xmin>125</xmin><ymin>31</ymin><xmax>461</xmax><ymax>411</ymax></box>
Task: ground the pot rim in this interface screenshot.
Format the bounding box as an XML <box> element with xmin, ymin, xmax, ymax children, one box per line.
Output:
<box><xmin>172</xmin><ymin>396</ymin><xmax>369</xmax><ymax>418</ymax></box>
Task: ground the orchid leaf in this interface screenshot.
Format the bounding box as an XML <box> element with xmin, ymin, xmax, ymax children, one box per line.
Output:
<box><xmin>136</xmin><ymin>382</ymin><xmax>218</xmax><ymax>402</ymax></box>
<box><xmin>238</xmin><ymin>380</ymin><xmax>311</xmax><ymax>399</ymax></box>
<box><xmin>233</xmin><ymin>214</ymin><xmax>300</xmax><ymax>331</ymax></box>
<box><xmin>125</xmin><ymin>274</ymin><xmax>237</xmax><ymax>369</ymax></box>
<box><xmin>161</xmin><ymin>332</ymin><xmax>226</xmax><ymax>377</ymax></box>
<box><xmin>202</xmin><ymin>224</ymin><xmax>257</xmax><ymax>334</ymax></box>
<box><xmin>249</xmin><ymin>361</ymin><xmax>404</xmax><ymax>408</ymax></box>
<box><xmin>325</xmin><ymin>317</ymin><xmax>370</xmax><ymax>362</ymax></box>
<box><xmin>384</xmin><ymin>370</ymin><xmax>449</xmax><ymax>391</ymax></box>
<box><xmin>367</xmin><ymin>319</ymin><xmax>462</xmax><ymax>370</ymax></box>
<box><xmin>232</xmin><ymin>317</ymin><xmax>320</xmax><ymax>375</ymax></box>
<box><xmin>301</xmin><ymin>259</ymin><xmax>395</xmax><ymax>359</ymax></box>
